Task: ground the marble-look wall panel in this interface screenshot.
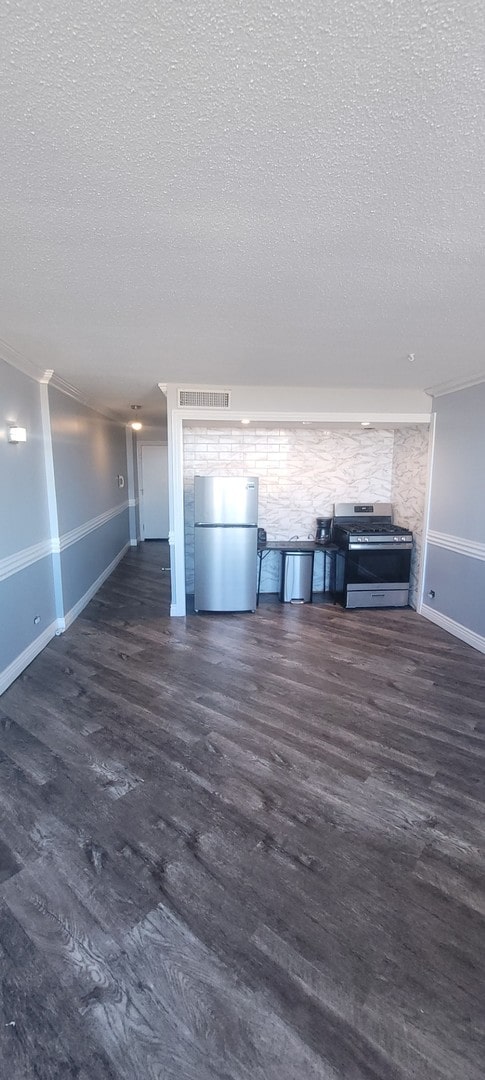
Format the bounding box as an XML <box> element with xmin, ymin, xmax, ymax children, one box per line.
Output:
<box><xmin>183</xmin><ymin>426</ymin><xmax>402</xmax><ymax>594</ymax></box>
<box><xmin>390</xmin><ymin>425</ymin><xmax>430</xmax><ymax>609</ymax></box>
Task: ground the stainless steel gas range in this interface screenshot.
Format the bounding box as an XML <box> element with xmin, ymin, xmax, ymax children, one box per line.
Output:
<box><xmin>332</xmin><ymin>502</ymin><xmax>413</xmax><ymax>609</ymax></box>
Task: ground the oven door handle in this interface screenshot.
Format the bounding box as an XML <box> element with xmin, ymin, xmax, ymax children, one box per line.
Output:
<box><xmin>348</xmin><ymin>542</ymin><xmax>412</xmax><ymax>551</ymax></box>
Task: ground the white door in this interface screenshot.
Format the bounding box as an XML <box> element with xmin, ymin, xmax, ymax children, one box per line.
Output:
<box><xmin>140</xmin><ymin>444</ymin><xmax>169</xmax><ymax>539</ymax></box>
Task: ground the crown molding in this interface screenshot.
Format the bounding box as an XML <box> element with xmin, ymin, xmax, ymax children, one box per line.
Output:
<box><xmin>425</xmin><ymin>371</ymin><xmax>485</xmax><ymax>398</ymax></box>
<box><xmin>49</xmin><ymin>372</ymin><xmax>88</xmax><ymax>401</ymax></box>
<box><xmin>0</xmin><ymin>338</ymin><xmax>51</xmax><ymax>383</ymax></box>
<box><xmin>0</xmin><ymin>342</ymin><xmax>121</xmax><ymax>420</ymax></box>
<box><xmin>158</xmin><ymin>383</ymin><xmax>168</xmax><ymax>396</ymax></box>
<box><xmin>49</xmin><ymin>373</ymin><xmax>122</xmax><ymax>422</ymax></box>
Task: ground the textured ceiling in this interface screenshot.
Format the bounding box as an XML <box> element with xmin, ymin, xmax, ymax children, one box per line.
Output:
<box><xmin>0</xmin><ymin>0</ymin><xmax>484</xmax><ymax>420</ymax></box>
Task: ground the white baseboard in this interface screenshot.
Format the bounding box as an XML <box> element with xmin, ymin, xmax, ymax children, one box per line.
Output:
<box><xmin>421</xmin><ymin>603</ymin><xmax>485</xmax><ymax>655</ymax></box>
<box><xmin>0</xmin><ymin>543</ymin><xmax>131</xmax><ymax>695</ymax></box>
<box><xmin>63</xmin><ymin>543</ymin><xmax>130</xmax><ymax>630</ymax></box>
<box><xmin>0</xmin><ymin>620</ymin><xmax>59</xmax><ymax>696</ymax></box>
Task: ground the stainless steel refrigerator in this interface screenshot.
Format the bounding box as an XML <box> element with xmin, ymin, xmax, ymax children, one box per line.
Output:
<box><xmin>194</xmin><ymin>475</ymin><xmax>259</xmax><ymax>612</ymax></box>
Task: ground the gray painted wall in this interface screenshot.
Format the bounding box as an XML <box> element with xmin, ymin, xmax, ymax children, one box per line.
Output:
<box><xmin>0</xmin><ymin>559</ymin><xmax>57</xmax><ymax>675</ymax></box>
<box><xmin>0</xmin><ymin>359</ymin><xmax>57</xmax><ymax>689</ymax></box>
<box><xmin>1</xmin><ymin>362</ymin><xmax>131</xmax><ymax>693</ymax></box>
<box><xmin>60</xmin><ymin>511</ymin><xmax>130</xmax><ymax>616</ymax></box>
<box><xmin>427</xmin><ymin>383</ymin><xmax>485</xmax><ymax>542</ymax></box>
<box><xmin>424</xmin><ymin>547</ymin><xmax>485</xmax><ymax>637</ymax></box>
<box><xmin>49</xmin><ymin>387</ymin><xmax>128</xmax><ymax>534</ymax></box>
<box><xmin>423</xmin><ymin>382</ymin><xmax>485</xmax><ymax>642</ymax></box>
<box><xmin>1</xmin><ymin>359</ymin><xmax>52</xmax><ymax>558</ymax></box>
<box><xmin>49</xmin><ymin>386</ymin><xmax>130</xmax><ymax>621</ymax></box>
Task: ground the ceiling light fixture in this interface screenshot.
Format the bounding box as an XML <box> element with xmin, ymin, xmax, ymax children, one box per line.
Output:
<box><xmin>129</xmin><ymin>404</ymin><xmax>142</xmax><ymax>431</ymax></box>
<box><xmin>407</xmin><ymin>352</ymin><xmax>415</xmax><ymax>362</ymax></box>
<box><xmin>361</xmin><ymin>421</ymin><xmax>371</xmax><ymax>428</ymax></box>
<box><xmin>241</xmin><ymin>418</ymin><xmax>250</xmax><ymax>425</ymax></box>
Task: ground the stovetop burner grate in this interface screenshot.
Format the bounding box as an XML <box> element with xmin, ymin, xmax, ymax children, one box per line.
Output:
<box><xmin>339</xmin><ymin>522</ymin><xmax>412</xmax><ymax>536</ymax></box>
<box><xmin>332</xmin><ymin>503</ymin><xmax>413</xmax><ymax>543</ymax></box>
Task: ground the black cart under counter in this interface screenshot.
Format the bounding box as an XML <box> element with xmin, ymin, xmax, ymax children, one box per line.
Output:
<box><xmin>257</xmin><ymin>540</ymin><xmax>338</xmax><ymax>605</ymax></box>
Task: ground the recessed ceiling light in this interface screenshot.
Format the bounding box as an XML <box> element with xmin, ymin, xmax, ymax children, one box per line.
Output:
<box><xmin>241</xmin><ymin>418</ymin><xmax>250</xmax><ymax>425</ymax></box>
<box><xmin>407</xmin><ymin>352</ymin><xmax>415</xmax><ymax>362</ymax></box>
<box><xmin>361</xmin><ymin>421</ymin><xmax>371</xmax><ymax>427</ymax></box>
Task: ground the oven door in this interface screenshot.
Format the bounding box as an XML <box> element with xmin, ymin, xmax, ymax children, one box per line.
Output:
<box><xmin>345</xmin><ymin>543</ymin><xmax>412</xmax><ymax>587</ymax></box>
<box><xmin>343</xmin><ymin>542</ymin><xmax>412</xmax><ymax>607</ymax></box>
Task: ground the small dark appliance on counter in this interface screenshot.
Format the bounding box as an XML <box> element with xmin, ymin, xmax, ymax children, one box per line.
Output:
<box><xmin>332</xmin><ymin>502</ymin><xmax>413</xmax><ymax>609</ymax></box>
<box><xmin>315</xmin><ymin>517</ymin><xmax>332</xmax><ymax>543</ymax></box>
<box><xmin>257</xmin><ymin>527</ymin><xmax>267</xmax><ymax>545</ymax></box>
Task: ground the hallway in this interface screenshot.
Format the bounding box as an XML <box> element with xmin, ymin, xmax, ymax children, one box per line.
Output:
<box><xmin>1</xmin><ymin>541</ymin><xmax>484</xmax><ymax>1079</ymax></box>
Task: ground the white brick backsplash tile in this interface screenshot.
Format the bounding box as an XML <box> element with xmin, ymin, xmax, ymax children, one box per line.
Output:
<box><xmin>390</xmin><ymin>425</ymin><xmax>429</xmax><ymax>608</ymax></box>
<box><xmin>183</xmin><ymin>424</ymin><xmax>429</xmax><ymax>596</ymax></box>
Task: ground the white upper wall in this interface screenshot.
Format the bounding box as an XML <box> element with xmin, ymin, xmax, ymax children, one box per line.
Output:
<box><xmin>166</xmin><ymin>383</ymin><xmax>431</xmax><ymax>418</ymax></box>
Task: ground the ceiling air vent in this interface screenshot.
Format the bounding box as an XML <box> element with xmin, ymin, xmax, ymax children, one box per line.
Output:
<box><xmin>178</xmin><ymin>389</ymin><xmax>231</xmax><ymax>409</ymax></box>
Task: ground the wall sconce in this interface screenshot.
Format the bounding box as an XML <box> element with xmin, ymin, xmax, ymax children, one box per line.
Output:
<box><xmin>8</xmin><ymin>425</ymin><xmax>27</xmax><ymax>443</ymax></box>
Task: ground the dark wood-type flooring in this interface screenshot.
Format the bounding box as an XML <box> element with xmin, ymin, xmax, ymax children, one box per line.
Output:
<box><xmin>1</xmin><ymin>541</ymin><xmax>485</xmax><ymax>1079</ymax></box>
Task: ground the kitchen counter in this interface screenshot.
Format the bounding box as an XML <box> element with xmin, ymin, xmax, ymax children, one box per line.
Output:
<box><xmin>257</xmin><ymin>540</ymin><xmax>338</xmax><ymax>604</ymax></box>
<box><xmin>258</xmin><ymin>540</ymin><xmax>338</xmax><ymax>552</ymax></box>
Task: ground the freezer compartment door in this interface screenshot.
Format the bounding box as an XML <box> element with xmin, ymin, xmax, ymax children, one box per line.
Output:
<box><xmin>194</xmin><ymin>476</ymin><xmax>258</xmax><ymax>525</ymax></box>
<box><xmin>194</xmin><ymin>526</ymin><xmax>257</xmax><ymax>611</ymax></box>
